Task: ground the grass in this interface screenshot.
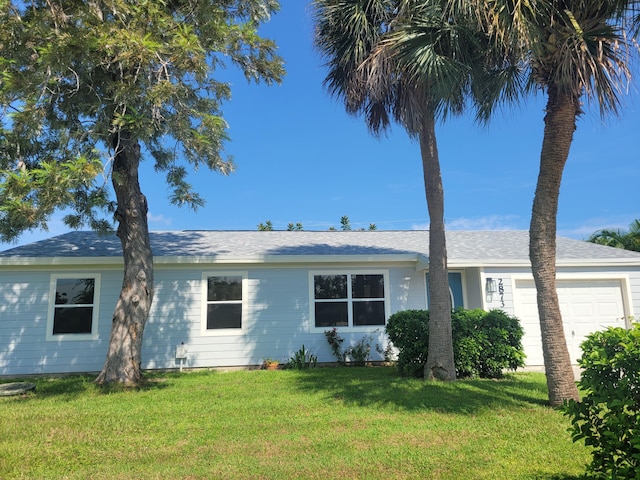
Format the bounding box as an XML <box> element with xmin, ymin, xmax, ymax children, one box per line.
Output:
<box><xmin>0</xmin><ymin>367</ymin><xmax>590</xmax><ymax>479</ymax></box>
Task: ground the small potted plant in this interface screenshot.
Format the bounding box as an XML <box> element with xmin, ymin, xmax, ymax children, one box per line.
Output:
<box><xmin>262</xmin><ymin>358</ymin><xmax>279</xmax><ymax>370</ymax></box>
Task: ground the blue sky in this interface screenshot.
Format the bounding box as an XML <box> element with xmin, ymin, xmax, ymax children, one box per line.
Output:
<box><xmin>2</xmin><ymin>1</ymin><xmax>639</xmax><ymax>250</ymax></box>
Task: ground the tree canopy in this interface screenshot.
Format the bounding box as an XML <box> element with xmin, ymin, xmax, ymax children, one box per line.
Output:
<box><xmin>588</xmin><ymin>219</ymin><xmax>640</xmax><ymax>252</ymax></box>
<box><xmin>0</xmin><ymin>0</ymin><xmax>284</xmax><ymax>384</ymax></box>
<box><xmin>0</xmin><ymin>0</ymin><xmax>284</xmax><ymax>241</ymax></box>
<box><xmin>463</xmin><ymin>0</ymin><xmax>639</xmax><ymax>405</ymax></box>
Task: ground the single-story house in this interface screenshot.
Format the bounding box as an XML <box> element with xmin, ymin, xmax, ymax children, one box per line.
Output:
<box><xmin>1</xmin><ymin>230</ymin><xmax>639</xmax><ymax>376</ymax></box>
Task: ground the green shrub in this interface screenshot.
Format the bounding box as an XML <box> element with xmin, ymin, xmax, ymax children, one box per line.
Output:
<box><xmin>384</xmin><ymin>310</ymin><xmax>430</xmax><ymax>377</ymax></box>
<box><xmin>385</xmin><ymin>308</ymin><xmax>526</xmax><ymax>379</ymax></box>
<box><xmin>563</xmin><ymin>324</ymin><xmax>640</xmax><ymax>479</ymax></box>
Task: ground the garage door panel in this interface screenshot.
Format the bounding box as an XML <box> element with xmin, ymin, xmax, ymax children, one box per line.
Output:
<box><xmin>595</xmin><ymin>302</ymin><xmax>622</xmax><ymax>317</ymax></box>
<box><xmin>571</xmin><ymin>304</ymin><xmax>594</xmax><ymax>317</ymax></box>
<box><xmin>514</xmin><ymin>279</ymin><xmax>626</xmax><ymax>365</ymax></box>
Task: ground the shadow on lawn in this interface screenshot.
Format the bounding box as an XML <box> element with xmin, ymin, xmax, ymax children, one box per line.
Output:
<box><xmin>291</xmin><ymin>367</ymin><xmax>550</xmax><ymax>413</ymax></box>
<box><xmin>2</xmin><ymin>373</ymin><xmax>171</xmax><ymax>401</ymax></box>
<box><xmin>526</xmin><ymin>474</ymin><xmax>587</xmax><ymax>480</ymax></box>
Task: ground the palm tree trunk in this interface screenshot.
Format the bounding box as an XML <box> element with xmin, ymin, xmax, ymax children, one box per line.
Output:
<box><xmin>530</xmin><ymin>85</ymin><xmax>580</xmax><ymax>405</ymax></box>
<box><xmin>95</xmin><ymin>130</ymin><xmax>154</xmax><ymax>386</ymax></box>
<box><xmin>421</xmin><ymin>115</ymin><xmax>455</xmax><ymax>381</ymax></box>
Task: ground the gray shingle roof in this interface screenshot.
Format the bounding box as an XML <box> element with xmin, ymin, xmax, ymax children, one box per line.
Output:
<box><xmin>2</xmin><ymin>230</ymin><xmax>640</xmax><ymax>266</ymax></box>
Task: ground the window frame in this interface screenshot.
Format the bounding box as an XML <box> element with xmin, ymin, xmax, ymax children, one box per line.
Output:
<box><xmin>46</xmin><ymin>273</ymin><xmax>101</xmax><ymax>341</ymax></box>
<box><xmin>201</xmin><ymin>271</ymin><xmax>247</xmax><ymax>336</ymax></box>
<box><xmin>309</xmin><ymin>270</ymin><xmax>390</xmax><ymax>332</ymax></box>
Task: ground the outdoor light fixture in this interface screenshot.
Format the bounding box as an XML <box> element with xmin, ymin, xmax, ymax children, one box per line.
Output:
<box><xmin>486</xmin><ymin>278</ymin><xmax>497</xmax><ymax>294</ymax></box>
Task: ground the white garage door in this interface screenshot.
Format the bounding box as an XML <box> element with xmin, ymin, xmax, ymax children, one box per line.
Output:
<box><xmin>513</xmin><ymin>279</ymin><xmax>626</xmax><ymax>365</ymax></box>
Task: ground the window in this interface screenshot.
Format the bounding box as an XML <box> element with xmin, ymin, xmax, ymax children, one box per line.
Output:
<box><xmin>203</xmin><ymin>273</ymin><xmax>245</xmax><ymax>332</ymax></box>
<box><xmin>47</xmin><ymin>274</ymin><xmax>100</xmax><ymax>340</ymax></box>
<box><xmin>312</xmin><ymin>272</ymin><xmax>388</xmax><ymax>329</ymax></box>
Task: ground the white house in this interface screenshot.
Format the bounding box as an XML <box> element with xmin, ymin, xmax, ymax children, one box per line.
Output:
<box><xmin>1</xmin><ymin>230</ymin><xmax>639</xmax><ymax>376</ymax></box>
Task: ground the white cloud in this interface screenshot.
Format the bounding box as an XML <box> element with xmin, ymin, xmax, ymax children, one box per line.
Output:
<box><xmin>445</xmin><ymin>214</ymin><xmax>525</xmax><ymax>231</ymax></box>
<box><xmin>558</xmin><ymin>215</ymin><xmax>637</xmax><ymax>240</ymax></box>
<box><xmin>147</xmin><ymin>213</ymin><xmax>173</xmax><ymax>228</ymax></box>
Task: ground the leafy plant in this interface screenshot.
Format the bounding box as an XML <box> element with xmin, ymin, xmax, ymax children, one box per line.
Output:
<box><xmin>324</xmin><ymin>329</ymin><xmax>377</xmax><ymax>366</ymax></box>
<box><xmin>386</xmin><ymin>308</ymin><xmax>526</xmax><ymax>378</ymax></box>
<box><xmin>385</xmin><ymin>310</ymin><xmax>430</xmax><ymax>377</ymax></box>
<box><xmin>375</xmin><ymin>341</ymin><xmax>396</xmax><ymax>363</ymax></box>
<box><xmin>454</xmin><ymin>309</ymin><xmax>526</xmax><ymax>378</ymax></box>
<box><xmin>345</xmin><ymin>335</ymin><xmax>373</xmax><ymax>366</ymax></box>
<box><xmin>324</xmin><ymin>328</ymin><xmax>346</xmax><ymax>364</ymax></box>
<box><xmin>286</xmin><ymin>345</ymin><xmax>318</xmax><ymax>370</ymax></box>
<box><xmin>563</xmin><ymin>324</ymin><xmax>640</xmax><ymax>478</ymax></box>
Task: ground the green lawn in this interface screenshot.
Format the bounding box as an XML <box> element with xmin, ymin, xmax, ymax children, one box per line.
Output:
<box><xmin>0</xmin><ymin>368</ymin><xmax>590</xmax><ymax>479</ymax></box>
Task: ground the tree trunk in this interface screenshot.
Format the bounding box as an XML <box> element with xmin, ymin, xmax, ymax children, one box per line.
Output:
<box><xmin>529</xmin><ymin>86</ymin><xmax>580</xmax><ymax>406</ymax></box>
<box><xmin>421</xmin><ymin>115</ymin><xmax>455</xmax><ymax>381</ymax></box>
<box><xmin>95</xmin><ymin>130</ymin><xmax>154</xmax><ymax>386</ymax></box>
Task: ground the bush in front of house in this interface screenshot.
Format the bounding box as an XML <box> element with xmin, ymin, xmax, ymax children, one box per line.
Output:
<box><xmin>385</xmin><ymin>308</ymin><xmax>526</xmax><ymax>378</ymax></box>
<box><xmin>383</xmin><ymin>310</ymin><xmax>430</xmax><ymax>377</ymax></box>
<box><xmin>563</xmin><ymin>324</ymin><xmax>640</xmax><ymax>479</ymax></box>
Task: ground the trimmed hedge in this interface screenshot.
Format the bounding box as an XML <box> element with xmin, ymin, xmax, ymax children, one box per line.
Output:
<box><xmin>564</xmin><ymin>324</ymin><xmax>640</xmax><ymax>478</ymax></box>
<box><xmin>385</xmin><ymin>308</ymin><xmax>526</xmax><ymax>378</ymax></box>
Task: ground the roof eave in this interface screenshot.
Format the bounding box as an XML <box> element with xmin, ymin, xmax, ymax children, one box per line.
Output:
<box><xmin>0</xmin><ymin>253</ymin><xmax>423</xmax><ymax>267</ymax></box>
<box><xmin>2</xmin><ymin>255</ymin><xmax>638</xmax><ymax>269</ymax></box>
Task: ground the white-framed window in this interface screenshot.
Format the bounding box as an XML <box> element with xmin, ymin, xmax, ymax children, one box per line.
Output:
<box><xmin>310</xmin><ymin>271</ymin><xmax>390</xmax><ymax>330</ymax></box>
<box><xmin>201</xmin><ymin>272</ymin><xmax>247</xmax><ymax>335</ymax></box>
<box><xmin>47</xmin><ymin>274</ymin><xmax>100</xmax><ymax>341</ymax></box>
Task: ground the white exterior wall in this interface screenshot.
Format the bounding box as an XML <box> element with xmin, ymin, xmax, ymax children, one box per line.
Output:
<box><xmin>142</xmin><ymin>263</ymin><xmax>427</xmax><ymax>370</ymax></box>
<box><xmin>0</xmin><ymin>267</ymin><xmax>121</xmax><ymax>376</ymax></box>
<box><xmin>1</xmin><ymin>263</ymin><xmax>426</xmax><ymax>375</ymax></box>
<box><xmin>2</xmin><ymin>261</ymin><xmax>640</xmax><ymax>376</ymax></box>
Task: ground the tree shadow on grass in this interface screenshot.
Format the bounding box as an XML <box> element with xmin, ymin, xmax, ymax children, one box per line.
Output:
<box><xmin>291</xmin><ymin>367</ymin><xmax>551</xmax><ymax>413</ymax></box>
<box><xmin>1</xmin><ymin>372</ymin><xmax>172</xmax><ymax>402</ymax></box>
<box><xmin>527</xmin><ymin>475</ymin><xmax>587</xmax><ymax>480</ymax></box>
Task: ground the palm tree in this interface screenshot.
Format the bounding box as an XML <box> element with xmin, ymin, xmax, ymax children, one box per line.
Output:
<box><xmin>588</xmin><ymin>219</ymin><xmax>640</xmax><ymax>252</ymax></box>
<box><xmin>464</xmin><ymin>0</ymin><xmax>638</xmax><ymax>405</ymax></box>
<box><xmin>312</xmin><ymin>0</ymin><xmax>510</xmax><ymax>380</ymax></box>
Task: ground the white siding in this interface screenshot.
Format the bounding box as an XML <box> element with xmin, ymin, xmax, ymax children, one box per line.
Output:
<box><xmin>0</xmin><ymin>269</ymin><xmax>121</xmax><ymax>376</ymax></box>
<box><xmin>142</xmin><ymin>265</ymin><xmax>421</xmax><ymax>369</ymax></box>
<box><xmin>2</xmin><ymin>261</ymin><xmax>640</xmax><ymax>376</ymax></box>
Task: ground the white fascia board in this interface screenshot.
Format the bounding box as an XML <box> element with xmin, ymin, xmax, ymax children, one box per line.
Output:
<box><xmin>434</xmin><ymin>258</ymin><xmax>640</xmax><ymax>269</ymax></box>
<box><xmin>554</xmin><ymin>259</ymin><xmax>640</xmax><ymax>267</ymax></box>
<box><xmin>0</xmin><ymin>253</ymin><xmax>422</xmax><ymax>267</ymax></box>
<box><xmin>3</xmin><ymin>255</ymin><xmax>638</xmax><ymax>269</ymax></box>
<box><xmin>0</xmin><ymin>257</ymin><xmax>123</xmax><ymax>267</ymax></box>
<box><xmin>154</xmin><ymin>253</ymin><xmax>421</xmax><ymax>266</ymax></box>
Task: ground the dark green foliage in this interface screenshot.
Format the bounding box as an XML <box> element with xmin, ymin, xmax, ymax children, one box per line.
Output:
<box><xmin>454</xmin><ymin>309</ymin><xmax>527</xmax><ymax>378</ymax></box>
<box><xmin>563</xmin><ymin>324</ymin><xmax>640</xmax><ymax>478</ymax></box>
<box><xmin>386</xmin><ymin>308</ymin><xmax>526</xmax><ymax>378</ymax></box>
<box><xmin>384</xmin><ymin>310</ymin><xmax>430</xmax><ymax>377</ymax></box>
<box><xmin>587</xmin><ymin>219</ymin><xmax>640</xmax><ymax>252</ymax></box>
